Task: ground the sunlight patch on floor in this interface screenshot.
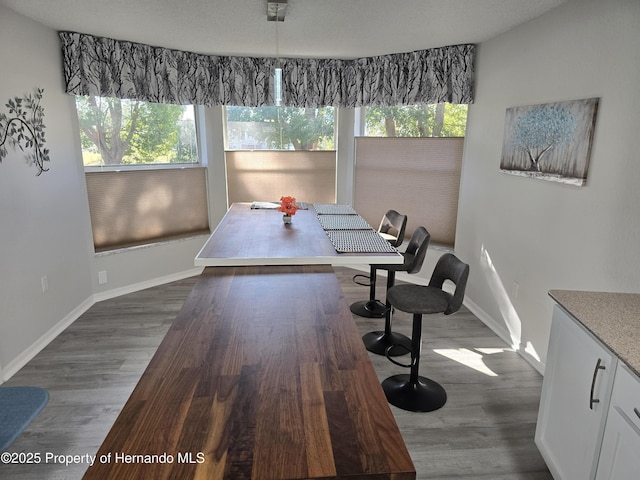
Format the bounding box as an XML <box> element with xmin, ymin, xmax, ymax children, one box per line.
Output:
<box><xmin>433</xmin><ymin>347</ymin><xmax>510</xmax><ymax>377</ymax></box>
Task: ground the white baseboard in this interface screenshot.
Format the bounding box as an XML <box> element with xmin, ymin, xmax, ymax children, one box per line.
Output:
<box><xmin>93</xmin><ymin>267</ymin><xmax>203</xmax><ymax>302</ymax></box>
<box><xmin>340</xmin><ymin>264</ymin><xmax>545</xmax><ymax>375</ymax></box>
<box><xmin>2</xmin><ymin>296</ymin><xmax>94</xmax><ymax>383</ymax></box>
<box><xmin>463</xmin><ymin>296</ymin><xmax>545</xmax><ymax>375</ymax></box>
<box><xmin>1</xmin><ymin>267</ymin><xmax>204</xmax><ymax>384</ymax></box>
<box><xmin>3</xmin><ymin>265</ymin><xmax>544</xmax><ymax>385</ymax></box>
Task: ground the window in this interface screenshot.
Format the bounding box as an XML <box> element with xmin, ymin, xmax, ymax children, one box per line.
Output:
<box><xmin>225</xmin><ymin>106</ymin><xmax>335</xmax><ymax>150</ymax></box>
<box><xmin>364</xmin><ymin>104</ymin><xmax>468</xmax><ymax>137</ymax></box>
<box><xmin>74</xmin><ymin>96</ymin><xmax>208</xmax><ymax>252</ymax></box>
<box><xmin>354</xmin><ymin>137</ymin><xmax>464</xmax><ymax>247</ymax></box>
<box><xmin>75</xmin><ymin>96</ymin><xmax>198</xmax><ymax>166</ymax></box>
<box><xmin>224</xmin><ymin>106</ymin><xmax>336</xmax><ymax>205</ymax></box>
<box><xmin>355</xmin><ymin>103</ymin><xmax>468</xmax><ymax>247</ymax></box>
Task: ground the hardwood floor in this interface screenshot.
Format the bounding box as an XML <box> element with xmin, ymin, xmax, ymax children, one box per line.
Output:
<box><xmin>1</xmin><ymin>267</ymin><xmax>552</xmax><ymax>480</ymax></box>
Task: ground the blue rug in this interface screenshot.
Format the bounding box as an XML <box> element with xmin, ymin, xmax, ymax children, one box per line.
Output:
<box><xmin>0</xmin><ymin>386</ymin><xmax>49</xmax><ymax>451</ymax></box>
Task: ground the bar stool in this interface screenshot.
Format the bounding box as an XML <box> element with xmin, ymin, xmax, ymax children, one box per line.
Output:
<box><xmin>361</xmin><ymin>226</ymin><xmax>430</xmax><ymax>356</ymax></box>
<box><xmin>381</xmin><ymin>253</ymin><xmax>469</xmax><ymax>412</ymax></box>
<box><xmin>350</xmin><ymin>210</ymin><xmax>407</xmax><ymax>318</ymax></box>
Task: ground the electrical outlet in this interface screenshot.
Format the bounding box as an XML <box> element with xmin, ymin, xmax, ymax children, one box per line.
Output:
<box><xmin>98</xmin><ymin>270</ymin><xmax>108</xmax><ymax>285</ymax></box>
<box><xmin>41</xmin><ymin>275</ymin><xmax>49</xmax><ymax>292</ymax></box>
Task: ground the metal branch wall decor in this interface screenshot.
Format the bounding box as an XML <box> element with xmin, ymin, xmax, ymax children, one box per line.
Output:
<box><xmin>500</xmin><ymin>98</ymin><xmax>599</xmax><ymax>186</ymax></box>
<box><xmin>0</xmin><ymin>88</ymin><xmax>50</xmax><ymax>175</ymax></box>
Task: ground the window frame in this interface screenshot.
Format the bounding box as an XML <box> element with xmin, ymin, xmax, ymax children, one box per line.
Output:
<box><xmin>75</xmin><ymin>98</ymin><xmax>208</xmax><ymax>252</ymax></box>
<box><xmin>75</xmin><ymin>96</ymin><xmax>202</xmax><ymax>171</ymax></box>
<box><xmin>223</xmin><ymin>105</ymin><xmax>337</xmax><ymax>152</ymax></box>
<box><xmin>359</xmin><ymin>103</ymin><xmax>468</xmax><ymax>139</ymax></box>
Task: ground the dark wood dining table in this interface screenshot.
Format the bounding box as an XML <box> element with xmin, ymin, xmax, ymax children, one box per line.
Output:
<box><xmin>83</xmin><ymin>204</ymin><xmax>415</xmax><ymax>479</ymax></box>
<box><xmin>195</xmin><ymin>202</ymin><xmax>404</xmax><ymax>267</ymax></box>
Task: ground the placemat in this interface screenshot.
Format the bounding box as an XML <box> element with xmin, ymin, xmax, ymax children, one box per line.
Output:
<box><xmin>317</xmin><ymin>214</ymin><xmax>373</xmax><ymax>231</ymax></box>
<box><xmin>326</xmin><ymin>230</ymin><xmax>399</xmax><ymax>253</ymax></box>
<box><xmin>313</xmin><ymin>203</ymin><xmax>357</xmax><ymax>215</ymax></box>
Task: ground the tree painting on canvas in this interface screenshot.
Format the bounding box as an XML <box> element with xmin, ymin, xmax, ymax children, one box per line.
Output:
<box><xmin>500</xmin><ymin>98</ymin><xmax>599</xmax><ymax>186</ymax></box>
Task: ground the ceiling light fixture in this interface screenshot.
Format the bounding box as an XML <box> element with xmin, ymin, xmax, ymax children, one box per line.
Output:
<box><xmin>267</xmin><ymin>0</ymin><xmax>287</xmax><ymax>106</ymax></box>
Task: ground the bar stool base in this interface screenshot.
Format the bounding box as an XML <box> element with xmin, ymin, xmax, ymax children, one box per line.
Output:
<box><xmin>350</xmin><ymin>300</ymin><xmax>387</xmax><ymax>318</ymax></box>
<box><xmin>362</xmin><ymin>331</ymin><xmax>411</xmax><ymax>356</ymax></box>
<box><xmin>382</xmin><ymin>374</ymin><xmax>447</xmax><ymax>412</ymax></box>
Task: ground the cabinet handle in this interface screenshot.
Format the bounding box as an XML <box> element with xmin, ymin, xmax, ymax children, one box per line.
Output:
<box><xmin>589</xmin><ymin>358</ymin><xmax>606</xmax><ymax>410</ymax></box>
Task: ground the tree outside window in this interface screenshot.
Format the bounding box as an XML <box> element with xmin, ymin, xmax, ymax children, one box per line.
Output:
<box><xmin>75</xmin><ymin>96</ymin><xmax>198</xmax><ymax>166</ymax></box>
<box><xmin>225</xmin><ymin>106</ymin><xmax>335</xmax><ymax>150</ymax></box>
<box><xmin>364</xmin><ymin>103</ymin><xmax>468</xmax><ymax>137</ymax></box>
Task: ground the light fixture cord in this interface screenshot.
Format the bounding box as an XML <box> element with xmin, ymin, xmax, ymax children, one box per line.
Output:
<box><xmin>275</xmin><ymin>11</ymin><xmax>280</xmax><ymax>66</ymax></box>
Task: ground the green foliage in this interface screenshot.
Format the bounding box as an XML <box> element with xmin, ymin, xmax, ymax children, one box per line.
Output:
<box><xmin>225</xmin><ymin>103</ymin><xmax>466</xmax><ymax>149</ymax></box>
<box><xmin>127</xmin><ymin>102</ymin><xmax>183</xmax><ymax>163</ymax></box>
<box><xmin>0</xmin><ymin>88</ymin><xmax>50</xmax><ymax>175</ymax></box>
<box><xmin>364</xmin><ymin>104</ymin><xmax>468</xmax><ymax>137</ymax></box>
<box><xmin>226</xmin><ymin>106</ymin><xmax>335</xmax><ymax>150</ymax></box>
<box><xmin>75</xmin><ymin>96</ymin><xmax>198</xmax><ymax>165</ymax></box>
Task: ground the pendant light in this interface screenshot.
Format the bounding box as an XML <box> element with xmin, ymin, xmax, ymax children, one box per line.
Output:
<box><xmin>274</xmin><ymin>14</ymin><xmax>282</xmax><ymax>106</ymax></box>
<box><xmin>267</xmin><ymin>1</ymin><xmax>287</xmax><ymax>106</ymax></box>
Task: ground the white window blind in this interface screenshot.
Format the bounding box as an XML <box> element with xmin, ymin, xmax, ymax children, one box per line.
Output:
<box><xmin>354</xmin><ymin>137</ymin><xmax>464</xmax><ymax>247</ymax></box>
<box><xmin>226</xmin><ymin>151</ymin><xmax>336</xmax><ymax>205</ymax></box>
<box><xmin>86</xmin><ymin>168</ymin><xmax>210</xmax><ymax>252</ymax></box>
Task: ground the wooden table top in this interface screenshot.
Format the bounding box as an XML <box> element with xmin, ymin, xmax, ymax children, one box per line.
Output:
<box><xmin>83</xmin><ymin>265</ymin><xmax>415</xmax><ymax>480</ymax></box>
<box><xmin>195</xmin><ymin>203</ymin><xmax>403</xmax><ymax>267</ymax></box>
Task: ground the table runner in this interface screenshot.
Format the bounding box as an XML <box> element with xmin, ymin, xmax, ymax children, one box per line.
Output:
<box><xmin>317</xmin><ymin>214</ymin><xmax>373</xmax><ymax>231</ymax></box>
<box><xmin>326</xmin><ymin>230</ymin><xmax>399</xmax><ymax>253</ymax></box>
<box><xmin>313</xmin><ymin>203</ymin><xmax>357</xmax><ymax>215</ymax></box>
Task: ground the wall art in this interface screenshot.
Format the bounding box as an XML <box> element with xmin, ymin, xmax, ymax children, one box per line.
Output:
<box><xmin>500</xmin><ymin>98</ymin><xmax>598</xmax><ymax>186</ymax></box>
<box><xmin>0</xmin><ymin>88</ymin><xmax>50</xmax><ymax>175</ymax></box>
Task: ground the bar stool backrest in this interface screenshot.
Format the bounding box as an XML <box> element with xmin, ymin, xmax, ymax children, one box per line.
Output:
<box><xmin>402</xmin><ymin>226</ymin><xmax>431</xmax><ymax>274</ymax></box>
<box><xmin>378</xmin><ymin>210</ymin><xmax>408</xmax><ymax>248</ymax></box>
<box><xmin>428</xmin><ymin>253</ymin><xmax>470</xmax><ymax>315</ymax></box>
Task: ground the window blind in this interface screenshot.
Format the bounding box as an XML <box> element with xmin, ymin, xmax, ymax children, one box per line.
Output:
<box><xmin>354</xmin><ymin>137</ymin><xmax>464</xmax><ymax>247</ymax></box>
<box><xmin>86</xmin><ymin>167</ymin><xmax>210</xmax><ymax>252</ymax></box>
<box><xmin>226</xmin><ymin>151</ymin><xmax>336</xmax><ymax>205</ymax></box>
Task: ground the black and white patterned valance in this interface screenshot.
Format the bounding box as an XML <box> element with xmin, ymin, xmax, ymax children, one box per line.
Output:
<box><xmin>59</xmin><ymin>31</ymin><xmax>475</xmax><ymax>107</ymax></box>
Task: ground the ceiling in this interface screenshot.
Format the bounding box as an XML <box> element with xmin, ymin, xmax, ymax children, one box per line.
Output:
<box><xmin>0</xmin><ymin>0</ymin><xmax>567</xmax><ymax>59</ymax></box>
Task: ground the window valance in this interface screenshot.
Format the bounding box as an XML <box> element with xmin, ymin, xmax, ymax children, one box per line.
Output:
<box><xmin>59</xmin><ymin>31</ymin><xmax>474</xmax><ymax>107</ymax></box>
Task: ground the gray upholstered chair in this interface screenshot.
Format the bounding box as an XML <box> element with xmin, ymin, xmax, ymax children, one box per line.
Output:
<box><xmin>381</xmin><ymin>252</ymin><xmax>469</xmax><ymax>412</ymax></box>
<box><xmin>350</xmin><ymin>210</ymin><xmax>407</xmax><ymax>318</ymax></box>
<box><xmin>361</xmin><ymin>226</ymin><xmax>431</xmax><ymax>356</ymax></box>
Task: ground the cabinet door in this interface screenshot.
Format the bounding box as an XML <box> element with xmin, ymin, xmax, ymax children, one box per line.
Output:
<box><xmin>596</xmin><ymin>363</ymin><xmax>640</xmax><ymax>480</ymax></box>
<box><xmin>535</xmin><ymin>305</ymin><xmax>617</xmax><ymax>480</ymax></box>
<box><xmin>595</xmin><ymin>406</ymin><xmax>640</xmax><ymax>480</ymax></box>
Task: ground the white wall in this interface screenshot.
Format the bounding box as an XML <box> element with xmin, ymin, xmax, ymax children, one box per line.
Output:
<box><xmin>456</xmin><ymin>0</ymin><xmax>640</xmax><ymax>372</ymax></box>
<box><xmin>0</xmin><ymin>6</ymin><xmax>94</xmax><ymax>380</ymax></box>
<box><xmin>0</xmin><ymin>7</ymin><xmax>211</xmax><ymax>379</ymax></box>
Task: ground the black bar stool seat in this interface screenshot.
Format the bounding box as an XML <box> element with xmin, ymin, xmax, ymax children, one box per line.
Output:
<box><xmin>381</xmin><ymin>253</ymin><xmax>469</xmax><ymax>412</ymax></box>
<box><xmin>361</xmin><ymin>227</ymin><xmax>430</xmax><ymax>356</ymax></box>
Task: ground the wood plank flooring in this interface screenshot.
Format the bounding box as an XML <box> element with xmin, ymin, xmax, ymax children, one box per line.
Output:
<box><xmin>0</xmin><ymin>267</ymin><xmax>552</xmax><ymax>480</ymax></box>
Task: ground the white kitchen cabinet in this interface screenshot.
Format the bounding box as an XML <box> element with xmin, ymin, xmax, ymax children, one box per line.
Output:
<box><xmin>595</xmin><ymin>363</ymin><xmax>640</xmax><ymax>480</ymax></box>
<box><xmin>535</xmin><ymin>305</ymin><xmax>617</xmax><ymax>480</ymax></box>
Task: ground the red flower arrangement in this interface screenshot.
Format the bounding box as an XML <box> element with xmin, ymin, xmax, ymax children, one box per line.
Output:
<box><xmin>277</xmin><ymin>196</ymin><xmax>300</xmax><ymax>217</ymax></box>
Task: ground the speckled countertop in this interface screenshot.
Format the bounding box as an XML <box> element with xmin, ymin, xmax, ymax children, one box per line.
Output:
<box><xmin>549</xmin><ymin>290</ymin><xmax>640</xmax><ymax>377</ymax></box>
